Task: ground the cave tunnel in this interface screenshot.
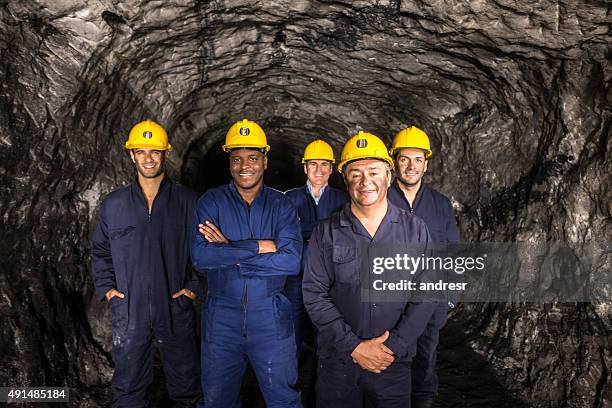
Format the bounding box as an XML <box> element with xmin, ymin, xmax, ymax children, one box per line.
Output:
<box><xmin>0</xmin><ymin>1</ymin><xmax>611</xmax><ymax>407</ymax></box>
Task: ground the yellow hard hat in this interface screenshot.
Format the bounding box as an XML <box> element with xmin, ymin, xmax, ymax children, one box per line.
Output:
<box><xmin>390</xmin><ymin>126</ymin><xmax>432</xmax><ymax>158</ymax></box>
<box><xmin>302</xmin><ymin>139</ymin><xmax>335</xmax><ymax>163</ymax></box>
<box><xmin>338</xmin><ymin>131</ymin><xmax>394</xmax><ymax>173</ymax></box>
<box><xmin>124</xmin><ymin>120</ymin><xmax>172</xmax><ymax>151</ymax></box>
<box><xmin>222</xmin><ymin>119</ymin><xmax>270</xmax><ymax>153</ymax></box>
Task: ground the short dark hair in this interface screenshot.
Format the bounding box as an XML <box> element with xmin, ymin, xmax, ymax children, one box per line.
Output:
<box><xmin>228</xmin><ymin>147</ymin><xmax>267</xmax><ymax>155</ymax></box>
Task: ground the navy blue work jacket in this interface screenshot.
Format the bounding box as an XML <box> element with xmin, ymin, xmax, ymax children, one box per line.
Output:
<box><xmin>190</xmin><ymin>182</ymin><xmax>302</xmax><ymax>299</ymax></box>
<box><xmin>91</xmin><ymin>176</ymin><xmax>201</xmax><ymax>306</ymax></box>
<box><xmin>303</xmin><ymin>201</ymin><xmax>436</xmax><ymax>361</ymax></box>
<box><xmin>284</xmin><ymin>185</ymin><xmax>349</xmax><ymax>242</ymax></box>
<box><xmin>387</xmin><ymin>181</ymin><xmax>459</xmax><ymax>243</ymax></box>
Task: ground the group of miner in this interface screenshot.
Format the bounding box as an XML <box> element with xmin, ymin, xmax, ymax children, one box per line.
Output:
<box><xmin>91</xmin><ymin>118</ymin><xmax>459</xmax><ymax>408</ymax></box>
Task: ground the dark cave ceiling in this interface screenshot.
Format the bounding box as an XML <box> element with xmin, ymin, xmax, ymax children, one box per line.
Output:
<box><xmin>0</xmin><ymin>1</ymin><xmax>610</xmax><ymax>406</ymax></box>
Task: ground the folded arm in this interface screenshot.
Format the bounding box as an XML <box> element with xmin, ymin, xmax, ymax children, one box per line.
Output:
<box><xmin>189</xmin><ymin>196</ymin><xmax>261</xmax><ymax>273</ymax></box>
<box><xmin>238</xmin><ymin>202</ymin><xmax>302</xmax><ymax>277</ymax></box>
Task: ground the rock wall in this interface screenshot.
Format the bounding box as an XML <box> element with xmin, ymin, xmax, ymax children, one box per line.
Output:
<box><xmin>0</xmin><ymin>1</ymin><xmax>610</xmax><ymax>406</ymax></box>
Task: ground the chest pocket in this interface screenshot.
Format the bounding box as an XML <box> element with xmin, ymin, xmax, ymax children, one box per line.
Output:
<box><xmin>110</xmin><ymin>225</ymin><xmax>136</xmax><ymax>240</ymax></box>
<box><xmin>332</xmin><ymin>246</ymin><xmax>360</xmax><ymax>284</ymax></box>
<box><xmin>109</xmin><ymin>226</ymin><xmax>137</xmax><ymax>267</ymax></box>
<box><xmin>428</xmin><ymin>228</ymin><xmax>448</xmax><ymax>243</ymax></box>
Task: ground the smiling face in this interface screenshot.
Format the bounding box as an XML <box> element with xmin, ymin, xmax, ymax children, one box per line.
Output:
<box><xmin>304</xmin><ymin>159</ymin><xmax>332</xmax><ymax>189</ymax></box>
<box><xmin>395</xmin><ymin>147</ymin><xmax>428</xmax><ymax>187</ymax></box>
<box><xmin>343</xmin><ymin>159</ymin><xmax>391</xmax><ymax>208</ymax></box>
<box><xmin>229</xmin><ymin>148</ymin><xmax>267</xmax><ymax>192</ymax></box>
<box><xmin>130</xmin><ymin>148</ymin><xmax>166</xmax><ymax>179</ymax></box>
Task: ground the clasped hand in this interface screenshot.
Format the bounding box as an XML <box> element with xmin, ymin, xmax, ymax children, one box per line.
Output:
<box><xmin>350</xmin><ymin>331</ymin><xmax>395</xmax><ymax>374</ymax></box>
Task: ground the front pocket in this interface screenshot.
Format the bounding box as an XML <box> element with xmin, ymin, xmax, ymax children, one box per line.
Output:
<box><xmin>203</xmin><ymin>297</ymin><xmax>217</xmax><ymax>343</ymax></box>
<box><xmin>273</xmin><ymin>294</ymin><xmax>294</xmax><ymax>340</ymax></box>
<box><xmin>110</xmin><ymin>297</ymin><xmax>128</xmax><ymax>336</ymax></box>
<box><xmin>174</xmin><ymin>294</ymin><xmax>194</xmax><ymax>311</ymax></box>
<box><xmin>332</xmin><ymin>246</ymin><xmax>360</xmax><ymax>284</ymax></box>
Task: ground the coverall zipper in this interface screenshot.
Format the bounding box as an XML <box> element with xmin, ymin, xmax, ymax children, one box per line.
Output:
<box><xmin>404</xmin><ymin>182</ymin><xmax>424</xmax><ymax>214</ymax></box>
<box><xmin>141</xmin><ymin>183</ymin><xmax>160</xmax><ymax>330</ymax></box>
<box><xmin>149</xmin><ymin>286</ymin><xmax>153</xmax><ymax>330</ymax></box>
<box><xmin>242</xmin><ymin>201</ymin><xmax>253</xmax><ymax>337</ymax></box>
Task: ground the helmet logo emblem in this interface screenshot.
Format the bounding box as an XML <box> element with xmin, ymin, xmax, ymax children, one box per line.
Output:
<box><xmin>240</xmin><ymin>127</ymin><xmax>250</xmax><ymax>136</ymax></box>
<box><xmin>356</xmin><ymin>139</ymin><xmax>368</xmax><ymax>148</ymax></box>
<box><xmin>143</xmin><ymin>131</ymin><xmax>153</xmax><ymax>139</ymax></box>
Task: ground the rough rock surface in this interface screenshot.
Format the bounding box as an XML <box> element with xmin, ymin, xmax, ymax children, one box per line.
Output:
<box><xmin>0</xmin><ymin>0</ymin><xmax>610</xmax><ymax>406</ymax></box>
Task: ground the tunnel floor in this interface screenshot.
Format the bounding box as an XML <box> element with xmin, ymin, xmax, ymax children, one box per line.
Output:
<box><xmin>143</xmin><ymin>311</ymin><xmax>526</xmax><ymax>408</ymax></box>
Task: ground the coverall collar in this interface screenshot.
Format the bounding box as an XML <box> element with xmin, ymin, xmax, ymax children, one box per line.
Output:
<box><xmin>306</xmin><ymin>181</ymin><xmax>328</xmax><ymax>204</ymax></box>
<box><xmin>228</xmin><ymin>180</ymin><xmax>266</xmax><ymax>205</ymax></box>
<box><xmin>392</xmin><ymin>178</ymin><xmax>426</xmax><ymax>211</ymax></box>
<box><xmin>132</xmin><ymin>173</ymin><xmax>171</xmax><ymax>198</ymax></box>
<box><xmin>339</xmin><ymin>199</ymin><xmax>403</xmax><ymax>232</ymax></box>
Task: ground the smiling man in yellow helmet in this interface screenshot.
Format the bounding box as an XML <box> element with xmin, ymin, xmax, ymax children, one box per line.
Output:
<box><xmin>190</xmin><ymin>119</ymin><xmax>303</xmax><ymax>407</ymax></box>
<box><xmin>387</xmin><ymin>126</ymin><xmax>460</xmax><ymax>408</ymax></box>
<box><xmin>283</xmin><ymin>139</ymin><xmax>349</xmax><ymax>402</ymax></box>
<box><xmin>303</xmin><ymin>131</ymin><xmax>436</xmax><ymax>408</ymax></box>
<box><xmin>92</xmin><ymin>120</ymin><xmax>203</xmax><ymax>407</ymax></box>
<box><xmin>285</xmin><ymin>139</ymin><xmax>349</xmax><ymax>356</ymax></box>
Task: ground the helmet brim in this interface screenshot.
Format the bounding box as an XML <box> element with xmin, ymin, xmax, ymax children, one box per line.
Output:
<box><xmin>302</xmin><ymin>158</ymin><xmax>335</xmax><ymax>164</ymax></box>
<box><xmin>125</xmin><ymin>142</ymin><xmax>172</xmax><ymax>151</ymax></box>
<box><xmin>338</xmin><ymin>156</ymin><xmax>394</xmax><ymax>173</ymax></box>
<box><xmin>224</xmin><ymin>145</ymin><xmax>270</xmax><ymax>154</ymax></box>
<box><xmin>390</xmin><ymin>147</ymin><xmax>432</xmax><ymax>159</ymax></box>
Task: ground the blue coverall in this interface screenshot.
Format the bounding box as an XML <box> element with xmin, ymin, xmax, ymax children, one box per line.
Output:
<box><xmin>190</xmin><ymin>182</ymin><xmax>303</xmax><ymax>408</ymax></box>
<box><xmin>284</xmin><ymin>184</ymin><xmax>348</xmax><ymax>352</ymax></box>
<box><xmin>387</xmin><ymin>181</ymin><xmax>460</xmax><ymax>401</ymax></box>
<box><xmin>303</xmin><ymin>202</ymin><xmax>437</xmax><ymax>408</ymax></box>
<box><xmin>91</xmin><ymin>176</ymin><xmax>202</xmax><ymax>408</ymax></box>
